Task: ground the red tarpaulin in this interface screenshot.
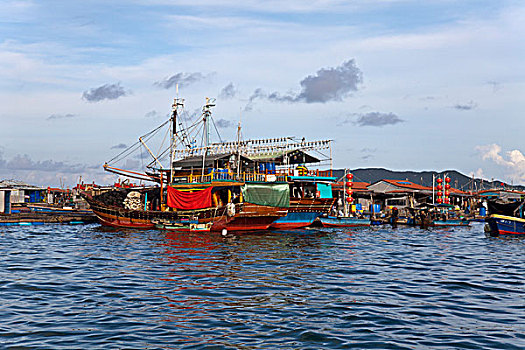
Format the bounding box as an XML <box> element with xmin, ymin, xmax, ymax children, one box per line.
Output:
<box><xmin>167</xmin><ymin>186</ymin><xmax>212</xmax><ymax>210</ymax></box>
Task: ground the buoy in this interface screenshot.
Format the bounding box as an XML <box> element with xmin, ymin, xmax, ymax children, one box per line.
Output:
<box><xmin>445</xmin><ymin>177</ymin><xmax>451</xmax><ymax>183</ymax></box>
<box><xmin>221</xmin><ymin>229</ymin><xmax>228</xmax><ymax>236</ymax></box>
<box><xmin>437</xmin><ymin>178</ymin><xmax>443</xmax><ymax>184</ymax></box>
<box><xmin>346</xmin><ymin>173</ymin><xmax>354</xmax><ymax>180</ymax></box>
<box><xmin>437</xmin><ymin>184</ymin><xmax>443</xmax><ymax>190</ymax></box>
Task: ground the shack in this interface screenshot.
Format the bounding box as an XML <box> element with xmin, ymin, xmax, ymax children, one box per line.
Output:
<box><xmin>367</xmin><ymin>179</ymin><xmax>432</xmax><ymax>213</ymax></box>
<box><xmin>331</xmin><ymin>181</ymin><xmax>371</xmax><ymax>214</ymax></box>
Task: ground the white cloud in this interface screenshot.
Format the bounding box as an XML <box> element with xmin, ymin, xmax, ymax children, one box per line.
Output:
<box><xmin>476</xmin><ymin>144</ymin><xmax>525</xmax><ymax>184</ymax></box>
<box><xmin>474</xmin><ymin>168</ymin><xmax>484</xmax><ymax>178</ymax></box>
<box><xmin>134</xmin><ymin>0</ymin><xmax>369</xmax><ymax>13</ymax></box>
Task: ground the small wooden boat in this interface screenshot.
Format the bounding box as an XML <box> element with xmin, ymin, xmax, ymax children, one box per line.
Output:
<box><xmin>431</xmin><ymin>219</ymin><xmax>470</xmax><ymax>227</ymax></box>
<box><xmin>485</xmin><ymin>214</ymin><xmax>525</xmax><ymax>236</ymax></box>
<box><xmin>154</xmin><ymin>219</ymin><xmax>212</xmax><ymax>232</ymax></box>
<box><xmin>319</xmin><ymin>216</ymin><xmax>371</xmax><ymax>227</ymax></box>
<box><xmin>26</xmin><ymin>203</ymin><xmax>93</xmax><ymax>215</ymax></box>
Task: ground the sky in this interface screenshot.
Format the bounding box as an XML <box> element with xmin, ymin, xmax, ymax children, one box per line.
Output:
<box><xmin>1</xmin><ymin>0</ymin><xmax>524</xmax><ymax>187</ymax></box>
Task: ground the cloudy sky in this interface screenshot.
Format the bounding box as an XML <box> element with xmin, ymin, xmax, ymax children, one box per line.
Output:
<box><xmin>1</xmin><ymin>0</ymin><xmax>524</xmax><ymax>187</ymax></box>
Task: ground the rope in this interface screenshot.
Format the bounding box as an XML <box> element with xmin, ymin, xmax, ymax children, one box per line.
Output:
<box><xmin>210</xmin><ymin>117</ymin><xmax>224</xmax><ymax>144</ymax></box>
<box><xmin>107</xmin><ymin>120</ymin><xmax>169</xmax><ymax>164</ymax></box>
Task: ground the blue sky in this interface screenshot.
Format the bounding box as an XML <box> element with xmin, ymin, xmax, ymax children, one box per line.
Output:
<box><xmin>1</xmin><ymin>0</ymin><xmax>524</xmax><ymax>187</ymax></box>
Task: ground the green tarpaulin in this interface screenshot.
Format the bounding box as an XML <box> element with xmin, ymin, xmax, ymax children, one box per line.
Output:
<box><xmin>241</xmin><ymin>183</ymin><xmax>290</xmax><ymax>208</ymax></box>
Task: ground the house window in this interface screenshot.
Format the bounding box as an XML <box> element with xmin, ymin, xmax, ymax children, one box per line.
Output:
<box><xmin>386</xmin><ymin>198</ymin><xmax>406</xmax><ymax>206</ymax></box>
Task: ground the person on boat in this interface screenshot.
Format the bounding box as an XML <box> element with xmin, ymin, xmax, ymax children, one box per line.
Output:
<box><xmin>419</xmin><ymin>210</ymin><xmax>431</xmax><ymax>229</ymax></box>
<box><xmin>390</xmin><ymin>207</ymin><xmax>399</xmax><ymax>228</ymax></box>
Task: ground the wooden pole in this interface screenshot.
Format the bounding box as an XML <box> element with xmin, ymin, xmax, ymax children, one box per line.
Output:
<box><xmin>160</xmin><ymin>172</ymin><xmax>164</xmax><ymax>211</ymax></box>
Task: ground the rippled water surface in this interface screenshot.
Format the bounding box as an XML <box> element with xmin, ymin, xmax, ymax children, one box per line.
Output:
<box><xmin>1</xmin><ymin>223</ymin><xmax>524</xmax><ymax>349</ymax></box>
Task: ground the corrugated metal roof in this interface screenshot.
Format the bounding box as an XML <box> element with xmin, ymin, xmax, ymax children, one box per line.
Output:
<box><xmin>368</xmin><ymin>179</ymin><xmax>469</xmax><ymax>195</ymax></box>
<box><xmin>0</xmin><ymin>179</ymin><xmax>43</xmax><ymax>190</ymax></box>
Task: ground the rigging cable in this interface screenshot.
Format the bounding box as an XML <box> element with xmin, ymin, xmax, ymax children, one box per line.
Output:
<box><xmin>107</xmin><ymin>119</ymin><xmax>169</xmax><ymax>164</ymax></box>
<box><xmin>210</xmin><ymin>117</ymin><xmax>224</xmax><ymax>144</ymax></box>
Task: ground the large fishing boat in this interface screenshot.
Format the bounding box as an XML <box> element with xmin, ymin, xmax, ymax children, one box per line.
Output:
<box><xmin>83</xmin><ymin>95</ymin><xmax>334</xmax><ymax>232</ymax></box>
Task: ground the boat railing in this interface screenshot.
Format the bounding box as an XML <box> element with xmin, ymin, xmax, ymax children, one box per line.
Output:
<box><xmin>170</xmin><ymin>171</ymin><xmax>289</xmax><ymax>184</ymax></box>
<box><xmin>275</xmin><ymin>169</ymin><xmax>334</xmax><ymax>177</ymax></box>
<box><xmin>171</xmin><ymin>168</ymin><xmax>333</xmax><ymax>184</ymax></box>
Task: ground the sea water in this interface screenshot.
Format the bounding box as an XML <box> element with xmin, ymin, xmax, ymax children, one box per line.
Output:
<box><xmin>1</xmin><ymin>223</ymin><xmax>524</xmax><ymax>349</ymax></box>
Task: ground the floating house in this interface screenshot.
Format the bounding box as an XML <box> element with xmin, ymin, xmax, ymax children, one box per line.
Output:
<box><xmin>0</xmin><ymin>180</ymin><xmax>46</xmax><ymax>204</ymax></box>
<box><xmin>352</xmin><ymin>178</ymin><xmax>470</xmax><ymax>217</ymax></box>
<box><xmin>477</xmin><ymin>189</ymin><xmax>525</xmax><ymax>201</ymax></box>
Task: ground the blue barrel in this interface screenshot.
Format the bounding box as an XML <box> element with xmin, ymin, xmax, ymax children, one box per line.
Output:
<box><xmin>479</xmin><ymin>207</ymin><xmax>487</xmax><ymax>216</ymax></box>
<box><xmin>268</xmin><ymin>163</ymin><xmax>276</xmax><ymax>174</ymax></box>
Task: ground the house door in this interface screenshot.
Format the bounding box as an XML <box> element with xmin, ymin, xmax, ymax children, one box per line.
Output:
<box><xmin>4</xmin><ymin>191</ymin><xmax>10</xmax><ymax>214</ymax></box>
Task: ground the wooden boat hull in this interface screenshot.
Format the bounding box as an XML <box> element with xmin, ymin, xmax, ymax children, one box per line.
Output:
<box><xmin>85</xmin><ymin>194</ymin><xmax>226</xmax><ymax>230</ymax></box>
<box><xmin>485</xmin><ymin>214</ymin><xmax>525</xmax><ymax>236</ymax></box>
<box><xmin>320</xmin><ymin>216</ymin><xmax>371</xmax><ymax>227</ymax></box>
<box><xmin>26</xmin><ymin>204</ymin><xmax>93</xmax><ymax>215</ymax></box>
<box><xmin>84</xmin><ymin>194</ymin><xmax>286</xmax><ymax>232</ymax></box>
<box><xmin>271</xmin><ymin>212</ymin><xmax>322</xmax><ymax>229</ymax></box>
<box><xmin>270</xmin><ymin>198</ymin><xmax>335</xmax><ymax>229</ymax></box>
<box><xmin>212</xmin><ymin>202</ymin><xmax>288</xmax><ymax>231</ymax></box>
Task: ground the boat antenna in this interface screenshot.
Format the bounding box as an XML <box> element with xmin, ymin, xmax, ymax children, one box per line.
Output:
<box><xmin>236</xmin><ymin>109</ymin><xmax>242</xmax><ymax>179</ymax></box>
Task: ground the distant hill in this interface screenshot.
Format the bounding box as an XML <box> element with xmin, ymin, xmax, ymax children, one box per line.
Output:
<box><xmin>331</xmin><ymin>168</ymin><xmax>524</xmax><ymax>192</ymax></box>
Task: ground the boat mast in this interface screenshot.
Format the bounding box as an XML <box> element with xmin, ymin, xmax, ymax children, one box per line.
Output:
<box><xmin>344</xmin><ymin>169</ymin><xmax>349</xmax><ymax>217</ymax></box>
<box><xmin>329</xmin><ymin>141</ymin><xmax>333</xmax><ymax>176</ymax></box>
<box><xmin>170</xmin><ymin>87</ymin><xmax>184</xmax><ymax>184</ymax></box>
<box><xmin>201</xmin><ymin>97</ymin><xmax>215</xmax><ymax>177</ymax></box>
